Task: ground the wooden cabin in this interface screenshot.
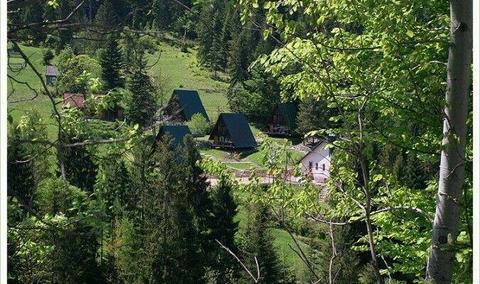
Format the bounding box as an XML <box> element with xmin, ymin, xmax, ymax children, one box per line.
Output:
<box><xmin>209</xmin><ymin>113</ymin><xmax>257</xmax><ymax>150</ymax></box>
<box><xmin>299</xmin><ymin>138</ymin><xmax>333</xmax><ymax>184</ymax></box>
<box><xmin>45</xmin><ymin>65</ymin><xmax>58</xmax><ymax>85</ymax></box>
<box><xmin>267</xmin><ymin>102</ymin><xmax>298</xmax><ymax>137</ymax></box>
<box><xmin>163</xmin><ymin>89</ymin><xmax>209</xmax><ymax>122</ymax></box>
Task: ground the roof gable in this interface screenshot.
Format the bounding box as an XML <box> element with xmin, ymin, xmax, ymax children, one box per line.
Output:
<box><xmin>171</xmin><ymin>89</ymin><xmax>209</xmax><ymax>121</ymax></box>
<box><xmin>300</xmin><ymin>140</ymin><xmax>331</xmax><ymax>163</ymax></box>
<box><xmin>46</xmin><ymin>65</ymin><xmax>58</xmax><ymax>76</ymax></box>
<box><xmin>157</xmin><ymin>125</ymin><xmax>191</xmax><ymax>147</ymax></box>
<box><xmin>63</xmin><ymin>93</ymin><xmax>86</xmax><ymax>108</ymax></box>
<box><xmin>210</xmin><ymin>113</ymin><xmax>257</xmax><ymax>148</ymax></box>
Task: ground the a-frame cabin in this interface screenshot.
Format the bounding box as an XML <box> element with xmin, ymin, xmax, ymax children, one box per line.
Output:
<box><xmin>209</xmin><ymin>113</ymin><xmax>257</xmax><ymax>150</ymax></box>
<box><xmin>163</xmin><ymin>89</ymin><xmax>209</xmax><ymax>122</ymax></box>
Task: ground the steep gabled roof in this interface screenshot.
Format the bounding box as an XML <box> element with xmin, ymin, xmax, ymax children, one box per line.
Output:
<box><xmin>46</xmin><ymin>65</ymin><xmax>58</xmax><ymax>76</ymax></box>
<box><xmin>171</xmin><ymin>89</ymin><xmax>209</xmax><ymax>121</ymax></box>
<box><xmin>275</xmin><ymin>102</ymin><xmax>298</xmax><ymax>130</ymax></box>
<box><xmin>299</xmin><ymin>135</ymin><xmax>336</xmax><ymax>163</ymax></box>
<box><xmin>63</xmin><ymin>93</ymin><xmax>86</xmax><ymax>108</ymax></box>
<box><xmin>156</xmin><ymin>125</ymin><xmax>191</xmax><ymax>147</ymax></box>
<box><xmin>209</xmin><ymin>113</ymin><xmax>257</xmax><ymax>149</ymax></box>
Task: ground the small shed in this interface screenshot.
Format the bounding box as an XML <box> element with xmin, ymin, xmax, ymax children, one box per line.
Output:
<box><xmin>209</xmin><ymin>113</ymin><xmax>257</xmax><ymax>149</ymax></box>
<box><xmin>163</xmin><ymin>89</ymin><xmax>209</xmax><ymax>122</ymax></box>
<box><xmin>45</xmin><ymin>65</ymin><xmax>58</xmax><ymax>85</ymax></box>
<box><xmin>156</xmin><ymin>125</ymin><xmax>191</xmax><ymax>147</ymax></box>
<box><xmin>299</xmin><ymin>139</ymin><xmax>332</xmax><ymax>184</ymax></box>
<box><xmin>267</xmin><ymin>102</ymin><xmax>298</xmax><ymax>137</ymax></box>
<box><xmin>63</xmin><ymin>93</ymin><xmax>86</xmax><ymax>108</ymax></box>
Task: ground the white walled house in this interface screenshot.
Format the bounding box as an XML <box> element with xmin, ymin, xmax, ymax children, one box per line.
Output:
<box><xmin>299</xmin><ymin>140</ymin><xmax>332</xmax><ymax>184</ymax></box>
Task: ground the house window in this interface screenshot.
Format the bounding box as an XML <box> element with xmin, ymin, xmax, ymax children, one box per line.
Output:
<box><xmin>315</xmin><ymin>163</ymin><xmax>318</xmax><ymax>170</ymax></box>
<box><xmin>322</xmin><ymin>164</ymin><xmax>325</xmax><ymax>171</ymax></box>
<box><xmin>309</xmin><ymin>161</ymin><xmax>312</xmax><ymax>169</ymax></box>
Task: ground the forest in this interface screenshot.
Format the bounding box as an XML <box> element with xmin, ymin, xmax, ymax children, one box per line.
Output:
<box><xmin>7</xmin><ymin>0</ymin><xmax>472</xmax><ymax>283</ymax></box>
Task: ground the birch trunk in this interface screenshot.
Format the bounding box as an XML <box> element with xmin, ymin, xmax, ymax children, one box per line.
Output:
<box><xmin>426</xmin><ymin>0</ymin><xmax>472</xmax><ymax>282</ymax></box>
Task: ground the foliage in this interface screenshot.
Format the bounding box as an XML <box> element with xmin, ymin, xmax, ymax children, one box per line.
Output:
<box><xmin>187</xmin><ymin>113</ymin><xmax>211</xmax><ymax>136</ymax></box>
<box><xmin>126</xmin><ymin>52</ymin><xmax>157</xmax><ymax>127</ymax></box>
<box><xmin>43</xmin><ymin>49</ymin><xmax>54</xmax><ymax>65</ymax></box>
<box><xmin>238</xmin><ymin>203</ymin><xmax>292</xmax><ymax>283</ymax></box>
<box><xmin>236</xmin><ymin>0</ymin><xmax>472</xmax><ymax>281</ymax></box>
<box><xmin>100</xmin><ymin>34</ymin><xmax>125</xmax><ymax>91</ymax></box>
<box><xmin>57</xmin><ymin>53</ymin><xmax>101</xmax><ymax>93</ymax></box>
<box><xmin>226</xmin><ymin>65</ymin><xmax>281</xmax><ymax>123</ymax></box>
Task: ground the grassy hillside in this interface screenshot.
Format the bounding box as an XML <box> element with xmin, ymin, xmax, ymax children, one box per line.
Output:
<box><xmin>7</xmin><ymin>42</ymin><xmax>230</xmax><ymax>137</ymax></box>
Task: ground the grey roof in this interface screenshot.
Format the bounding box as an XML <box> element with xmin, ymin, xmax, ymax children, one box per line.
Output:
<box><xmin>210</xmin><ymin>113</ymin><xmax>257</xmax><ymax>149</ymax></box>
<box><xmin>46</xmin><ymin>65</ymin><xmax>58</xmax><ymax>76</ymax></box>
<box><xmin>157</xmin><ymin>125</ymin><xmax>191</xmax><ymax>147</ymax></box>
<box><xmin>171</xmin><ymin>89</ymin><xmax>209</xmax><ymax>121</ymax></box>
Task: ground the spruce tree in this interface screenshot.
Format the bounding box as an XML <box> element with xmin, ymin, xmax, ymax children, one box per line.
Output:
<box><xmin>146</xmin><ymin>137</ymin><xmax>204</xmax><ymax>283</ymax></box>
<box><xmin>100</xmin><ymin>34</ymin><xmax>125</xmax><ymax>90</ymax></box>
<box><xmin>94</xmin><ymin>0</ymin><xmax>119</xmax><ymax>28</ymax></box>
<box><xmin>126</xmin><ymin>52</ymin><xmax>157</xmax><ymax>127</ymax></box>
<box><xmin>94</xmin><ymin>156</ymin><xmax>135</xmax><ymax>218</ymax></box>
<box><xmin>296</xmin><ymin>97</ymin><xmax>337</xmax><ymax>136</ymax></box>
<box><xmin>208</xmin><ymin>178</ymin><xmax>240</xmax><ymax>283</ymax></box>
<box><xmin>240</xmin><ymin>203</ymin><xmax>287</xmax><ymax>284</ymax></box>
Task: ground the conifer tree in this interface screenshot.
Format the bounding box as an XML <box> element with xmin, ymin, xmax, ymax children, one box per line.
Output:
<box><xmin>94</xmin><ymin>0</ymin><xmax>119</xmax><ymax>28</ymax></box>
<box><xmin>146</xmin><ymin>137</ymin><xmax>204</xmax><ymax>283</ymax></box>
<box><xmin>126</xmin><ymin>52</ymin><xmax>157</xmax><ymax>127</ymax></box>
<box><xmin>296</xmin><ymin>97</ymin><xmax>336</xmax><ymax>136</ymax></box>
<box><xmin>100</xmin><ymin>34</ymin><xmax>125</xmax><ymax>90</ymax></box>
<box><xmin>240</xmin><ymin>203</ymin><xmax>287</xmax><ymax>284</ymax></box>
<box><xmin>208</xmin><ymin>178</ymin><xmax>240</xmax><ymax>283</ymax></box>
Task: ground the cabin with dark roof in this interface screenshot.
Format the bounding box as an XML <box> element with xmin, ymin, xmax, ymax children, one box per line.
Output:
<box><xmin>45</xmin><ymin>65</ymin><xmax>58</xmax><ymax>85</ymax></box>
<box><xmin>209</xmin><ymin>113</ymin><xmax>257</xmax><ymax>149</ymax></box>
<box><xmin>156</xmin><ymin>125</ymin><xmax>191</xmax><ymax>148</ymax></box>
<box><xmin>267</xmin><ymin>102</ymin><xmax>298</xmax><ymax>137</ymax></box>
<box><xmin>163</xmin><ymin>89</ymin><xmax>209</xmax><ymax>122</ymax></box>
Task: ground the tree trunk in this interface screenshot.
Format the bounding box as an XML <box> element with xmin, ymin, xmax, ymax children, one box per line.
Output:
<box><xmin>426</xmin><ymin>1</ymin><xmax>472</xmax><ymax>282</ymax></box>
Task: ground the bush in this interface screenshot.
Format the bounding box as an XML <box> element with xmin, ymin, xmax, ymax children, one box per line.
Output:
<box><xmin>43</xmin><ymin>49</ymin><xmax>54</xmax><ymax>66</ymax></box>
<box><xmin>187</xmin><ymin>113</ymin><xmax>211</xmax><ymax>137</ymax></box>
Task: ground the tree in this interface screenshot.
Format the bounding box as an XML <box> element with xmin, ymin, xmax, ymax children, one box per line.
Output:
<box><xmin>126</xmin><ymin>52</ymin><xmax>157</xmax><ymax>127</ymax></box>
<box><xmin>208</xmin><ymin>178</ymin><xmax>240</xmax><ymax>283</ymax></box>
<box><xmin>43</xmin><ymin>49</ymin><xmax>54</xmax><ymax>66</ymax></box>
<box><xmin>238</xmin><ymin>0</ymin><xmax>471</xmax><ymax>282</ymax></box>
<box><xmin>296</xmin><ymin>97</ymin><xmax>337</xmax><ymax>136</ymax></box>
<box><xmin>100</xmin><ymin>34</ymin><xmax>125</xmax><ymax>90</ymax></box>
<box><xmin>187</xmin><ymin>113</ymin><xmax>211</xmax><ymax>136</ymax></box>
<box><xmin>57</xmin><ymin>54</ymin><xmax>101</xmax><ymax>93</ymax></box>
<box><xmin>239</xmin><ymin>203</ymin><xmax>289</xmax><ymax>283</ymax></box>
<box><xmin>426</xmin><ymin>1</ymin><xmax>472</xmax><ymax>282</ymax></box>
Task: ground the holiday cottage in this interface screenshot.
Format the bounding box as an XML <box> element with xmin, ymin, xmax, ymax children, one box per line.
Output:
<box><xmin>163</xmin><ymin>89</ymin><xmax>209</xmax><ymax>122</ymax></box>
<box><xmin>267</xmin><ymin>102</ymin><xmax>298</xmax><ymax>137</ymax></box>
<box><xmin>299</xmin><ymin>139</ymin><xmax>332</xmax><ymax>184</ymax></box>
<box><xmin>209</xmin><ymin>113</ymin><xmax>257</xmax><ymax>150</ymax></box>
<box><xmin>45</xmin><ymin>65</ymin><xmax>58</xmax><ymax>85</ymax></box>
